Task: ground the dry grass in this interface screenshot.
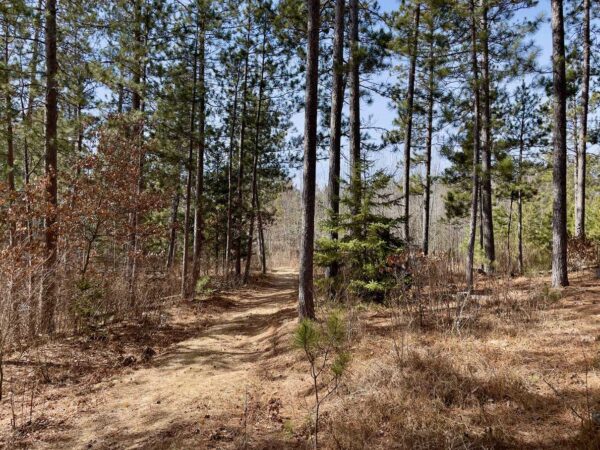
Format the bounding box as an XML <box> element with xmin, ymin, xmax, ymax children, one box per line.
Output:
<box><xmin>1</xmin><ymin>268</ymin><xmax>599</xmax><ymax>449</ymax></box>
<box><xmin>312</xmin><ymin>269</ymin><xmax>600</xmax><ymax>450</ymax></box>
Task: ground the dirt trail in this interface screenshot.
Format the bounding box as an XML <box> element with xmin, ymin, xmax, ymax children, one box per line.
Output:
<box><xmin>57</xmin><ymin>269</ymin><xmax>299</xmax><ymax>449</ymax></box>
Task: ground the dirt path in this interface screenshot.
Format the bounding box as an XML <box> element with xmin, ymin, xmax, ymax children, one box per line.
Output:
<box><xmin>53</xmin><ymin>269</ymin><xmax>299</xmax><ymax>449</ymax></box>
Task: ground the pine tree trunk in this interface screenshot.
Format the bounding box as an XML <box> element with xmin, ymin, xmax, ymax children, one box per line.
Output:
<box><xmin>257</xmin><ymin>198</ymin><xmax>267</xmax><ymax>274</ymax></box>
<box><xmin>298</xmin><ymin>0</ymin><xmax>320</xmax><ymax>320</ymax></box>
<box><xmin>126</xmin><ymin>0</ymin><xmax>146</xmax><ymax>308</ymax></box>
<box><xmin>325</xmin><ymin>0</ymin><xmax>345</xmax><ymax>282</ymax></box>
<box><xmin>166</xmin><ymin>188</ymin><xmax>180</xmax><ymax>269</ymax></box>
<box><xmin>41</xmin><ymin>0</ymin><xmax>59</xmax><ymax>334</ymax></box>
<box><xmin>480</xmin><ymin>1</ymin><xmax>495</xmax><ymax>272</ymax></box>
<box><xmin>572</xmin><ymin>97</ymin><xmax>579</xmax><ymax>228</ymax></box>
<box><xmin>24</xmin><ymin>0</ymin><xmax>42</xmax><ymax>338</ymax></box>
<box><xmin>466</xmin><ymin>0</ymin><xmax>481</xmax><ymax>293</ymax></box>
<box><xmin>22</xmin><ymin>0</ymin><xmax>42</xmax><ymax>188</ymax></box>
<box><xmin>422</xmin><ymin>21</ymin><xmax>434</xmax><ymax>256</ymax></box>
<box><xmin>225</xmin><ymin>65</ymin><xmax>241</xmax><ymax>278</ymax></box>
<box><xmin>575</xmin><ymin>0</ymin><xmax>590</xmax><ymax>239</ymax></box>
<box><xmin>348</xmin><ymin>0</ymin><xmax>361</xmax><ymax>227</ymax></box>
<box><xmin>550</xmin><ymin>0</ymin><xmax>569</xmax><ymax>287</ymax></box>
<box><xmin>3</xmin><ymin>26</ymin><xmax>16</xmax><ymax>246</ymax></box>
<box><xmin>507</xmin><ymin>195</ymin><xmax>513</xmax><ymax>272</ymax></box>
<box><xmin>236</xmin><ymin>24</ymin><xmax>251</xmax><ymax>277</ymax></box>
<box><xmin>181</xmin><ymin>23</ymin><xmax>199</xmax><ymax>299</ymax></box>
<box><xmin>403</xmin><ymin>3</ymin><xmax>420</xmax><ymax>243</ymax></box>
<box><xmin>518</xmin><ymin>93</ymin><xmax>525</xmax><ymax>275</ymax></box>
<box><xmin>190</xmin><ymin>21</ymin><xmax>207</xmax><ymax>299</ymax></box>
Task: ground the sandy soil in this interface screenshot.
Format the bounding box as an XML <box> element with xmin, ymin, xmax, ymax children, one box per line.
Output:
<box><xmin>1</xmin><ymin>269</ymin><xmax>306</xmax><ymax>449</ymax></box>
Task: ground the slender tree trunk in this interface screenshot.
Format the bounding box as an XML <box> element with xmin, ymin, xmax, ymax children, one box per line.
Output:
<box><xmin>348</xmin><ymin>0</ymin><xmax>361</xmax><ymax>228</ymax></box>
<box><xmin>517</xmin><ymin>92</ymin><xmax>525</xmax><ymax>275</ymax></box>
<box><xmin>126</xmin><ymin>0</ymin><xmax>146</xmax><ymax>307</ymax></box>
<box><xmin>480</xmin><ymin>1</ymin><xmax>495</xmax><ymax>272</ymax></box>
<box><xmin>298</xmin><ymin>0</ymin><xmax>320</xmax><ymax>320</ymax></box>
<box><xmin>22</xmin><ymin>0</ymin><xmax>42</xmax><ymax>187</ymax></box>
<box><xmin>166</xmin><ymin>187</ymin><xmax>180</xmax><ymax>269</ymax></box>
<box><xmin>325</xmin><ymin>0</ymin><xmax>345</xmax><ymax>282</ymax></box>
<box><xmin>225</xmin><ymin>65</ymin><xmax>241</xmax><ymax>278</ymax></box>
<box><xmin>190</xmin><ymin>20</ymin><xmax>207</xmax><ymax>299</ymax></box>
<box><xmin>403</xmin><ymin>3</ymin><xmax>420</xmax><ymax>243</ymax></box>
<box><xmin>507</xmin><ymin>195</ymin><xmax>513</xmax><ymax>272</ymax></box>
<box><xmin>575</xmin><ymin>0</ymin><xmax>590</xmax><ymax>239</ymax></box>
<box><xmin>466</xmin><ymin>0</ymin><xmax>481</xmax><ymax>293</ymax></box>
<box><xmin>236</xmin><ymin>24</ymin><xmax>251</xmax><ymax>277</ymax></box>
<box><xmin>550</xmin><ymin>0</ymin><xmax>569</xmax><ymax>287</ymax></box>
<box><xmin>479</xmin><ymin>185</ymin><xmax>483</xmax><ymax>262</ymax></box>
<box><xmin>41</xmin><ymin>0</ymin><xmax>59</xmax><ymax>334</ymax></box>
<box><xmin>572</xmin><ymin>96</ymin><xmax>578</xmax><ymax>219</ymax></box>
<box><xmin>24</xmin><ymin>0</ymin><xmax>42</xmax><ymax>338</ymax></box>
<box><xmin>3</xmin><ymin>25</ymin><xmax>16</xmax><ymax>246</ymax></box>
<box><xmin>422</xmin><ymin>22</ymin><xmax>434</xmax><ymax>256</ymax></box>
<box><xmin>257</xmin><ymin>197</ymin><xmax>267</xmax><ymax>274</ymax></box>
<box><xmin>214</xmin><ymin>226</ymin><xmax>220</xmax><ymax>275</ymax></box>
<box><xmin>117</xmin><ymin>83</ymin><xmax>124</xmax><ymax>113</ymax></box>
<box><xmin>181</xmin><ymin>24</ymin><xmax>199</xmax><ymax>299</ymax></box>
<box><xmin>244</xmin><ymin>28</ymin><xmax>267</xmax><ymax>285</ymax></box>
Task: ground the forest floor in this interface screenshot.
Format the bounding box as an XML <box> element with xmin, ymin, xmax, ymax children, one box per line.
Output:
<box><xmin>1</xmin><ymin>268</ymin><xmax>600</xmax><ymax>449</ymax></box>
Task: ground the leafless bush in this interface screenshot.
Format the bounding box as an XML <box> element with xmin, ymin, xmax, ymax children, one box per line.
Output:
<box><xmin>387</xmin><ymin>251</ymin><xmax>466</xmax><ymax>331</ymax></box>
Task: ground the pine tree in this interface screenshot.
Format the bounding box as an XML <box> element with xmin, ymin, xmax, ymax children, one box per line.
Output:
<box><xmin>551</xmin><ymin>0</ymin><xmax>569</xmax><ymax>287</ymax></box>
<box><xmin>41</xmin><ymin>0</ymin><xmax>59</xmax><ymax>334</ymax></box>
<box><xmin>298</xmin><ymin>0</ymin><xmax>320</xmax><ymax>320</ymax></box>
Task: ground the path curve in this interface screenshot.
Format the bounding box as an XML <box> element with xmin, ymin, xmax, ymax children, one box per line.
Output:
<box><xmin>60</xmin><ymin>269</ymin><xmax>298</xmax><ymax>449</ymax></box>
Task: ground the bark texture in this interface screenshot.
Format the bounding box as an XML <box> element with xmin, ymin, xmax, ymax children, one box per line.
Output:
<box><xmin>466</xmin><ymin>0</ymin><xmax>481</xmax><ymax>293</ymax></box>
<box><xmin>325</xmin><ymin>0</ymin><xmax>345</xmax><ymax>281</ymax></box>
<box><xmin>550</xmin><ymin>0</ymin><xmax>569</xmax><ymax>287</ymax></box>
<box><xmin>480</xmin><ymin>1</ymin><xmax>495</xmax><ymax>272</ymax></box>
<box><xmin>403</xmin><ymin>3</ymin><xmax>420</xmax><ymax>242</ymax></box>
<box><xmin>41</xmin><ymin>0</ymin><xmax>59</xmax><ymax>334</ymax></box>
<box><xmin>348</xmin><ymin>0</ymin><xmax>361</xmax><ymax>225</ymax></box>
<box><xmin>298</xmin><ymin>0</ymin><xmax>320</xmax><ymax>320</ymax></box>
<box><xmin>574</xmin><ymin>0</ymin><xmax>590</xmax><ymax>239</ymax></box>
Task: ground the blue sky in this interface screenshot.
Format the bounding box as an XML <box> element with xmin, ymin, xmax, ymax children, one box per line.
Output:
<box><xmin>292</xmin><ymin>0</ymin><xmax>554</xmax><ymax>188</ymax></box>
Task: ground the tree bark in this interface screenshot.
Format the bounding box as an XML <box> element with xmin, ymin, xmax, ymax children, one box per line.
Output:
<box><xmin>325</xmin><ymin>0</ymin><xmax>345</xmax><ymax>282</ymax></box>
<box><xmin>41</xmin><ymin>0</ymin><xmax>59</xmax><ymax>334</ymax></box>
<box><xmin>3</xmin><ymin>25</ymin><xmax>16</xmax><ymax>246</ymax></box>
<box><xmin>403</xmin><ymin>3</ymin><xmax>420</xmax><ymax>243</ymax></box>
<box><xmin>126</xmin><ymin>0</ymin><xmax>146</xmax><ymax>308</ymax></box>
<box><xmin>422</xmin><ymin>21</ymin><xmax>434</xmax><ymax>256</ymax></box>
<box><xmin>517</xmin><ymin>88</ymin><xmax>525</xmax><ymax>275</ymax></box>
<box><xmin>480</xmin><ymin>1</ymin><xmax>495</xmax><ymax>272</ymax></box>
<box><xmin>574</xmin><ymin>0</ymin><xmax>590</xmax><ymax>239</ymax></box>
<box><xmin>190</xmin><ymin>19</ymin><xmax>207</xmax><ymax>299</ymax></box>
<box><xmin>348</xmin><ymin>0</ymin><xmax>361</xmax><ymax>227</ymax></box>
<box><xmin>507</xmin><ymin>195</ymin><xmax>513</xmax><ymax>271</ymax></box>
<box><xmin>235</xmin><ymin>22</ymin><xmax>251</xmax><ymax>277</ymax></box>
<box><xmin>181</xmin><ymin>23</ymin><xmax>199</xmax><ymax>299</ymax></box>
<box><xmin>23</xmin><ymin>0</ymin><xmax>43</xmax><ymax>338</ymax></box>
<box><xmin>257</xmin><ymin>196</ymin><xmax>267</xmax><ymax>274</ymax></box>
<box><xmin>166</xmin><ymin>188</ymin><xmax>180</xmax><ymax>269</ymax></box>
<box><xmin>466</xmin><ymin>0</ymin><xmax>481</xmax><ymax>293</ymax></box>
<box><xmin>550</xmin><ymin>0</ymin><xmax>568</xmax><ymax>287</ymax></box>
<box><xmin>298</xmin><ymin>0</ymin><xmax>320</xmax><ymax>320</ymax></box>
<box><xmin>224</xmin><ymin>64</ymin><xmax>241</xmax><ymax>277</ymax></box>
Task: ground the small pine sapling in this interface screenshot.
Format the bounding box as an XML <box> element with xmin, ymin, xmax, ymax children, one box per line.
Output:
<box><xmin>294</xmin><ymin>312</ymin><xmax>350</xmax><ymax>449</ymax></box>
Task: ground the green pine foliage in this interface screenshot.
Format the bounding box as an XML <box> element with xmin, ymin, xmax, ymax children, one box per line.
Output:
<box><xmin>316</xmin><ymin>171</ymin><xmax>404</xmax><ymax>301</ymax></box>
